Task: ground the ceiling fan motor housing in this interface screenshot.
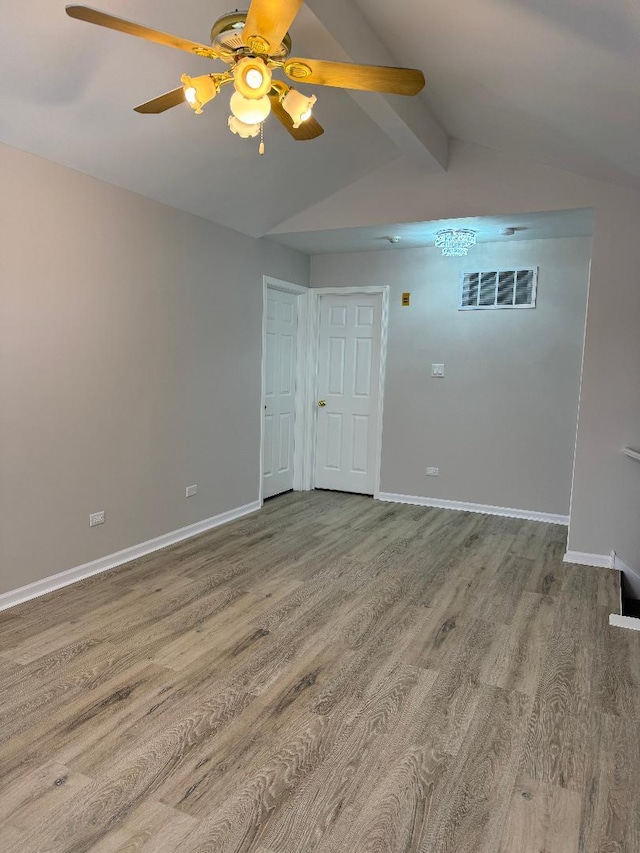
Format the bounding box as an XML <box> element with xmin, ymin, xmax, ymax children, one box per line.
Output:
<box><xmin>211</xmin><ymin>11</ymin><xmax>292</xmax><ymax>61</ymax></box>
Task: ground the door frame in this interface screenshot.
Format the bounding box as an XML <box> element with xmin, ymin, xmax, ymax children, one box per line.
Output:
<box><xmin>259</xmin><ymin>276</ymin><xmax>312</xmax><ymax>505</ymax></box>
<box><xmin>307</xmin><ymin>286</ymin><xmax>390</xmax><ymax>499</ymax></box>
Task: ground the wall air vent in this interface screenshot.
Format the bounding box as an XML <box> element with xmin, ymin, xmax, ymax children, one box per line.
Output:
<box><xmin>459</xmin><ymin>267</ymin><xmax>538</xmax><ymax>310</ymax></box>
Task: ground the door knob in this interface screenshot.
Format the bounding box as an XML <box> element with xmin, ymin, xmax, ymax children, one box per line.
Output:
<box><xmin>317</xmin><ymin>400</ymin><xmax>327</xmax><ymax>407</ymax></box>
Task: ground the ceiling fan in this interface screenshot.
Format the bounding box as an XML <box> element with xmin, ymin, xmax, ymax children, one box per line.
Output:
<box><xmin>65</xmin><ymin>1</ymin><xmax>425</xmax><ymax>153</ymax></box>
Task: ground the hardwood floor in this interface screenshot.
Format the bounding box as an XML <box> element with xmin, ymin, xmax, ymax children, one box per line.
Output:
<box><xmin>1</xmin><ymin>491</ymin><xmax>639</xmax><ymax>852</ymax></box>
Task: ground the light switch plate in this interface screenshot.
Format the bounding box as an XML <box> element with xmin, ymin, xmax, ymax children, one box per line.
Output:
<box><xmin>431</xmin><ymin>364</ymin><xmax>445</xmax><ymax>378</ymax></box>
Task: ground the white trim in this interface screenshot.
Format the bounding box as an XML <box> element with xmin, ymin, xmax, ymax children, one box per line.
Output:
<box><xmin>260</xmin><ymin>277</ymin><xmax>311</xmax><ymax>503</ymax></box>
<box><xmin>617</xmin><ymin>554</ymin><xmax>624</xmax><ymax>615</ymax></box>
<box><xmin>307</xmin><ymin>286</ymin><xmax>389</xmax><ymax>498</ymax></box>
<box><xmin>0</xmin><ymin>500</ymin><xmax>260</xmax><ymax>613</ymax></box>
<box><xmin>609</xmin><ymin>614</ymin><xmax>640</xmax><ymax>632</ymax></box>
<box><xmin>566</xmin><ymin>256</ymin><xmax>592</xmax><ymax>557</ymax></box>
<box><xmin>378</xmin><ymin>492</ymin><xmax>569</xmax><ymax>525</ymax></box>
<box><xmin>375</xmin><ymin>290</ymin><xmax>390</xmax><ymax>500</ymax></box>
<box><xmin>563</xmin><ymin>550</ymin><xmax>616</xmax><ymax>568</ymax></box>
<box><xmin>299</xmin><ymin>285</ymin><xmax>316</xmax><ymax>492</ymax></box>
<box><xmin>295</xmin><ymin>284</ymin><xmax>314</xmax><ymax>492</ymax></box>
<box><xmin>613</xmin><ymin>553</ymin><xmax>634</xmax><ymax>574</ymax></box>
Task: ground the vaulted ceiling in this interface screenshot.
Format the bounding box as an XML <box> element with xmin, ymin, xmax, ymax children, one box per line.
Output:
<box><xmin>1</xmin><ymin>0</ymin><xmax>638</xmax><ymax>240</ymax></box>
<box><xmin>354</xmin><ymin>0</ymin><xmax>640</xmax><ymax>187</ymax></box>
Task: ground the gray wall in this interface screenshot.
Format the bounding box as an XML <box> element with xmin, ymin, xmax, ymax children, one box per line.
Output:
<box><xmin>0</xmin><ymin>144</ymin><xmax>309</xmax><ymax>596</ymax></box>
<box><xmin>311</xmin><ymin>238</ymin><xmax>591</xmax><ymax>516</ymax></box>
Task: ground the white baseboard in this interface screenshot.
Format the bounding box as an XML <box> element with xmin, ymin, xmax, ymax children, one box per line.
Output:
<box><xmin>378</xmin><ymin>492</ymin><xmax>569</xmax><ymax>525</ymax></box>
<box><xmin>0</xmin><ymin>500</ymin><xmax>261</xmax><ymax>613</ymax></box>
<box><xmin>563</xmin><ymin>550</ymin><xmax>614</xmax><ymax>569</ymax></box>
<box><xmin>609</xmin><ymin>614</ymin><xmax>640</xmax><ymax>632</ymax></box>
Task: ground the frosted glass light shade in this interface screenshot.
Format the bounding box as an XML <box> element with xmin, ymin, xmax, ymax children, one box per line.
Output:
<box><xmin>228</xmin><ymin>115</ymin><xmax>261</xmax><ymax>138</ymax></box>
<box><xmin>282</xmin><ymin>89</ymin><xmax>316</xmax><ymax>128</ymax></box>
<box><xmin>181</xmin><ymin>74</ymin><xmax>218</xmax><ymax>114</ymax></box>
<box><xmin>229</xmin><ymin>92</ymin><xmax>271</xmax><ymax>124</ymax></box>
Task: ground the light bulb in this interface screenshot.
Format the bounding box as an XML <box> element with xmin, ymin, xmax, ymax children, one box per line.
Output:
<box><xmin>229</xmin><ymin>91</ymin><xmax>271</xmax><ymax>124</ymax></box>
<box><xmin>184</xmin><ymin>87</ymin><xmax>197</xmax><ymax>106</ymax></box>
<box><xmin>233</xmin><ymin>57</ymin><xmax>272</xmax><ymax>99</ymax></box>
<box><xmin>300</xmin><ymin>107</ymin><xmax>312</xmax><ymax>122</ymax></box>
<box><xmin>245</xmin><ymin>68</ymin><xmax>264</xmax><ymax>90</ymax></box>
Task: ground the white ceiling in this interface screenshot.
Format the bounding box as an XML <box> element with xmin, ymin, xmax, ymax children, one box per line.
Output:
<box><xmin>268</xmin><ymin>207</ymin><xmax>595</xmax><ymax>254</ymax></box>
<box><xmin>0</xmin><ymin>1</ymin><xmax>401</xmax><ymax>238</ymax></box>
<box><xmin>354</xmin><ymin>0</ymin><xmax>640</xmax><ymax>187</ymax></box>
<box><xmin>0</xmin><ymin>1</ymin><xmax>638</xmax><ymax>240</ymax></box>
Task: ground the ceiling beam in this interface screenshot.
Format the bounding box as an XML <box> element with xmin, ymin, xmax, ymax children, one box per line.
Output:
<box><xmin>298</xmin><ymin>0</ymin><xmax>448</xmax><ymax>172</ymax></box>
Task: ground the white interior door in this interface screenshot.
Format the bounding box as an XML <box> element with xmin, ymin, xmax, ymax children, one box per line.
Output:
<box><xmin>262</xmin><ymin>288</ymin><xmax>298</xmax><ymax>499</ymax></box>
<box><xmin>314</xmin><ymin>293</ymin><xmax>382</xmax><ymax>494</ymax></box>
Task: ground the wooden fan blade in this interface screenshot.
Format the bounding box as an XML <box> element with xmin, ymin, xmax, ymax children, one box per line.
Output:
<box><xmin>65</xmin><ymin>6</ymin><xmax>219</xmax><ymax>59</ymax></box>
<box><xmin>243</xmin><ymin>0</ymin><xmax>303</xmax><ymax>53</ymax></box>
<box><xmin>284</xmin><ymin>58</ymin><xmax>425</xmax><ymax>96</ymax></box>
<box><xmin>269</xmin><ymin>93</ymin><xmax>324</xmax><ymax>141</ymax></box>
<box><xmin>134</xmin><ymin>88</ymin><xmax>185</xmax><ymax>114</ymax></box>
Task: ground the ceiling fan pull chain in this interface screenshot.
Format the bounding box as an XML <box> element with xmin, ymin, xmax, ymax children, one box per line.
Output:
<box><xmin>259</xmin><ymin>122</ymin><xmax>265</xmax><ymax>155</ymax></box>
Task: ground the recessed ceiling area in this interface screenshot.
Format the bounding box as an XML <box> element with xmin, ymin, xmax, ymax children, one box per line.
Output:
<box><xmin>267</xmin><ymin>207</ymin><xmax>595</xmax><ymax>255</ymax></box>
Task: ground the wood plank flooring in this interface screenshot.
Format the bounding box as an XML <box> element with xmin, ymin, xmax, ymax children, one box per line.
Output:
<box><xmin>1</xmin><ymin>490</ymin><xmax>639</xmax><ymax>852</ymax></box>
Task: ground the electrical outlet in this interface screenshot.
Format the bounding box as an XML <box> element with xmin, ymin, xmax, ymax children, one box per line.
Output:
<box><xmin>186</xmin><ymin>484</ymin><xmax>198</xmax><ymax>498</ymax></box>
<box><xmin>426</xmin><ymin>467</ymin><xmax>440</xmax><ymax>476</ymax></box>
<box><xmin>89</xmin><ymin>510</ymin><xmax>105</xmax><ymax>527</ymax></box>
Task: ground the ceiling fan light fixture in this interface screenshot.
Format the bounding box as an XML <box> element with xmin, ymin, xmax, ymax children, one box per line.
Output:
<box><xmin>181</xmin><ymin>73</ymin><xmax>218</xmax><ymax>114</ymax></box>
<box><xmin>435</xmin><ymin>228</ymin><xmax>477</xmax><ymax>257</ymax></box>
<box><xmin>281</xmin><ymin>89</ymin><xmax>316</xmax><ymax>128</ymax></box>
<box><xmin>229</xmin><ymin>91</ymin><xmax>271</xmax><ymax>124</ymax></box>
<box><xmin>65</xmin><ymin>3</ymin><xmax>425</xmax><ymax>150</ymax></box>
<box><xmin>228</xmin><ymin>115</ymin><xmax>261</xmax><ymax>138</ymax></box>
<box><xmin>233</xmin><ymin>56</ymin><xmax>272</xmax><ymax>99</ymax></box>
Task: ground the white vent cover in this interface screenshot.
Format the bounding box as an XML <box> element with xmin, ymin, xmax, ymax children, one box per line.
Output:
<box><xmin>460</xmin><ymin>267</ymin><xmax>538</xmax><ymax>310</ymax></box>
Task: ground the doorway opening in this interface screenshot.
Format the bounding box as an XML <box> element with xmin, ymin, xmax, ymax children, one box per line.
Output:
<box><xmin>260</xmin><ymin>281</ymin><xmax>388</xmax><ymax>504</ymax></box>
